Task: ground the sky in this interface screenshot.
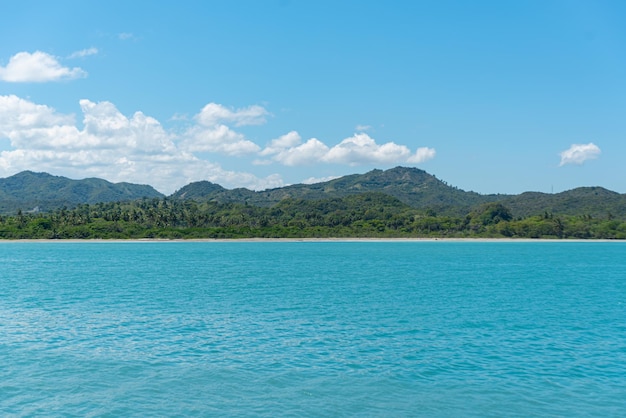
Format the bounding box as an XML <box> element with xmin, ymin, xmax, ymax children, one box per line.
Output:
<box><xmin>1</xmin><ymin>0</ymin><xmax>625</xmax><ymax>195</ymax></box>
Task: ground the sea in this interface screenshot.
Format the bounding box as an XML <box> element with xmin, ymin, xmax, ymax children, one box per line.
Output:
<box><xmin>1</xmin><ymin>241</ymin><xmax>625</xmax><ymax>417</ymax></box>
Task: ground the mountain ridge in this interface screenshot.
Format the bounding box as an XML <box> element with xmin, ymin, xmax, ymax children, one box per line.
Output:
<box><xmin>2</xmin><ymin>167</ymin><xmax>625</xmax><ymax>219</ymax></box>
<box><xmin>170</xmin><ymin>167</ymin><xmax>504</xmax><ymax>215</ymax></box>
<box><xmin>0</xmin><ymin>170</ymin><xmax>163</xmax><ymax>214</ymax></box>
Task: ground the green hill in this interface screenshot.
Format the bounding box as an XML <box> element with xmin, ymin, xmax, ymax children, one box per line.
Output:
<box><xmin>171</xmin><ymin>166</ymin><xmax>503</xmax><ymax>216</ymax></box>
<box><xmin>170</xmin><ymin>181</ymin><xmax>226</xmax><ymax>200</ymax></box>
<box><xmin>500</xmin><ymin>186</ymin><xmax>626</xmax><ymax>219</ymax></box>
<box><xmin>0</xmin><ymin>171</ymin><xmax>164</xmax><ymax>214</ymax></box>
<box><xmin>170</xmin><ymin>167</ymin><xmax>626</xmax><ymax>219</ymax></box>
<box><xmin>3</xmin><ymin>167</ymin><xmax>626</xmax><ymax>220</ymax></box>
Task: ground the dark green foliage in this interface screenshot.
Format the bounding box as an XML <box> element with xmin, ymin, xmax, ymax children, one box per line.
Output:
<box><xmin>0</xmin><ymin>171</ymin><xmax>163</xmax><ymax>214</ymax></box>
<box><xmin>170</xmin><ymin>181</ymin><xmax>226</xmax><ymax>200</ymax></box>
<box><xmin>2</xmin><ymin>193</ymin><xmax>625</xmax><ymax>240</ymax></box>
<box><xmin>2</xmin><ymin>167</ymin><xmax>626</xmax><ymax>240</ymax></box>
<box><xmin>170</xmin><ymin>166</ymin><xmax>501</xmax><ymax>215</ymax></box>
<box><xmin>500</xmin><ymin>187</ymin><xmax>626</xmax><ymax>219</ymax></box>
<box><xmin>168</xmin><ymin>167</ymin><xmax>626</xmax><ymax>220</ymax></box>
<box><xmin>469</xmin><ymin>202</ymin><xmax>513</xmax><ymax>226</ymax></box>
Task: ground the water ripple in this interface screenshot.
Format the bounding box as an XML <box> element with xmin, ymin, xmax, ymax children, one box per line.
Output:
<box><xmin>1</xmin><ymin>242</ymin><xmax>625</xmax><ymax>416</ymax></box>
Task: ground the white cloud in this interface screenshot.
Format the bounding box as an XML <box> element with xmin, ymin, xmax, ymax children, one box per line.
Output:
<box><xmin>355</xmin><ymin>124</ymin><xmax>371</xmax><ymax>132</ymax></box>
<box><xmin>260</xmin><ymin>131</ymin><xmax>302</xmax><ymax>156</ymax></box>
<box><xmin>259</xmin><ymin>131</ymin><xmax>328</xmax><ymax>166</ymax></box>
<box><xmin>0</xmin><ymin>95</ymin><xmax>281</xmax><ymax>193</ymax></box>
<box><xmin>323</xmin><ymin>133</ymin><xmax>406</xmax><ymax>165</ymax></box>
<box><xmin>68</xmin><ymin>48</ymin><xmax>98</xmax><ymax>58</ymax></box>
<box><xmin>0</xmin><ymin>95</ymin><xmax>74</xmax><ymax>135</ymax></box>
<box><xmin>183</xmin><ymin>124</ymin><xmax>261</xmax><ymax>155</ymax></box>
<box><xmin>0</xmin><ymin>95</ymin><xmax>436</xmax><ymax>193</ymax></box>
<box><xmin>323</xmin><ymin>133</ymin><xmax>435</xmax><ymax>166</ymax></box>
<box><xmin>301</xmin><ymin>175</ymin><xmax>340</xmax><ymax>184</ymax></box>
<box><xmin>118</xmin><ymin>32</ymin><xmax>135</xmax><ymax>40</ymax></box>
<box><xmin>260</xmin><ymin>131</ymin><xmax>435</xmax><ymax>167</ymax></box>
<box><xmin>0</xmin><ymin>51</ymin><xmax>87</xmax><ymax>82</ymax></box>
<box><xmin>408</xmin><ymin>147</ymin><xmax>437</xmax><ymax>163</ymax></box>
<box><xmin>181</xmin><ymin>103</ymin><xmax>267</xmax><ymax>156</ymax></box>
<box><xmin>276</xmin><ymin>138</ymin><xmax>330</xmax><ymax>166</ymax></box>
<box><xmin>559</xmin><ymin>143</ymin><xmax>601</xmax><ymax>166</ymax></box>
<box><xmin>196</xmin><ymin>103</ymin><xmax>269</xmax><ymax>127</ymax></box>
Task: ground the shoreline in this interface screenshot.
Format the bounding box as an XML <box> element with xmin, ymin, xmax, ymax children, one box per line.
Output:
<box><xmin>1</xmin><ymin>237</ymin><xmax>624</xmax><ymax>243</ymax></box>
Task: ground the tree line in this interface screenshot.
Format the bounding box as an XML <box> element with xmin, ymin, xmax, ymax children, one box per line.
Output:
<box><xmin>1</xmin><ymin>194</ymin><xmax>625</xmax><ymax>239</ymax></box>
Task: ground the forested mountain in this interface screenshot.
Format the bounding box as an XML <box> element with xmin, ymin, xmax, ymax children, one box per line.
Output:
<box><xmin>170</xmin><ymin>181</ymin><xmax>227</xmax><ymax>200</ymax></box>
<box><xmin>3</xmin><ymin>167</ymin><xmax>626</xmax><ymax>239</ymax></box>
<box><xmin>171</xmin><ymin>167</ymin><xmax>503</xmax><ymax>215</ymax></box>
<box><xmin>500</xmin><ymin>187</ymin><xmax>626</xmax><ymax>219</ymax></box>
<box><xmin>170</xmin><ymin>167</ymin><xmax>626</xmax><ymax>220</ymax></box>
<box><xmin>0</xmin><ymin>171</ymin><xmax>163</xmax><ymax>214</ymax></box>
<box><xmin>2</xmin><ymin>167</ymin><xmax>626</xmax><ymax>221</ymax></box>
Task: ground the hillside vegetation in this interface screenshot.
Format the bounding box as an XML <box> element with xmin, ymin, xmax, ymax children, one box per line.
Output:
<box><xmin>170</xmin><ymin>167</ymin><xmax>626</xmax><ymax>220</ymax></box>
<box><xmin>1</xmin><ymin>167</ymin><xmax>625</xmax><ymax>239</ymax></box>
<box><xmin>0</xmin><ymin>171</ymin><xmax>163</xmax><ymax>214</ymax></box>
<box><xmin>171</xmin><ymin>166</ymin><xmax>500</xmax><ymax>215</ymax></box>
<box><xmin>1</xmin><ymin>193</ymin><xmax>625</xmax><ymax>240</ymax></box>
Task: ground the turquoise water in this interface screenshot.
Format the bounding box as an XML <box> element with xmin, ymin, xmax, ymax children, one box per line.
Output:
<box><xmin>1</xmin><ymin>241</ymin><xmax>625</xmax><ymax>417</ymax></box>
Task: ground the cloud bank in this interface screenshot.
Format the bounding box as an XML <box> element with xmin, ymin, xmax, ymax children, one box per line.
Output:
<box><xmin>559</xmin><ymin>143</ymin><xmax>601</xmax><ymax>166</ymax></box>
<box><xmin>180</xmin><ymin>103</ymin><xmax>268</xmax><ymax>155</ymax></box>
<box><xmin>258</xmin><ymin>132</ymin><xmax>435</xmax><ymax>167</ymax></box>
<box><xmin>0</xmin><ymin>51</ymin><xmax>87</xmax><ymax>82</ymax></box>
<box><xmin>0</xmin><ymin>95</ymin><xmax>281</xmax><ymax>193</ymax></box>
<box><xmin>0</xmin><ymin>95</ymin><xmax>436</xmax><ymax>193</ymax></box>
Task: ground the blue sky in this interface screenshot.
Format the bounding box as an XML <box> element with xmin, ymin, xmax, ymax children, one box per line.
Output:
<box><xmin>1</xmin><ymin>1</ymin><xmax>625</xmax><ymax>194</ymax></box>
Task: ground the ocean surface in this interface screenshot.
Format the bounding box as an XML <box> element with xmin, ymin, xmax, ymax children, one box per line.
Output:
<box><xmin>1</xmin><ymin>241</ymin><xmax>625</xmax><ymax>417</ymax></box>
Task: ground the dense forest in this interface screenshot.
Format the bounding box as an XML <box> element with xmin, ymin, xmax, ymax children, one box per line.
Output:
<box><xmin>2</xmin><ymin>167</ymin><xmax>625</xmax><ymax>239</ymax></box>
<box><xmin>5</xmin><ymin>167</ymin><xmax>626</xmax><ymax>219</ymax></box>
<box><xmin>1</xmin><ymin>193</ymin><xmax>625</xmax><ymax>240</ymax></box>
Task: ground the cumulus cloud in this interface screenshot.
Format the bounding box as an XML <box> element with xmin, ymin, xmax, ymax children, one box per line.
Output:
<box><xmin>260</xmin><ymin>131</ymin><xmax>302</xmax><ymax>155</ymax></box>
<box><xmin>68</xmin><ymin>48</ymin><xmax>98</xmax><ymax>58</ymax></box>
<box><xmin>0</xmin><ymin>51</ymin><xmax>87</xmax><ymax>82</ymax></box>
<box><xmin>324</xmin><ymin>133</ymin><xmax>420</xmax><ymax>165</ymax></box>
<box><xmin>0</xmin><ymin>95</ymin><xmax>281</xmax><ymax>193</ymax></box>
<box><xmin>408</xmin><ymin>147</ymin><xmax>437</xmax><ymax>163</ymax></box>
<box><xmin>180</xmin><ymin>103</ymin><xmax>268</xmax><ymax>156</ymax></box>
<box><xmin>0</xmin><ymin>95</ymin><xmax>74</xmax><ymax>135</ymax></box>
<box><xmin>355</xmin><ymin>124</ymin><xmax>371</xmax><ymax>132</ymax></box>
<box><xmin>559</xmin><ymin>143</ymin><xmax>601</xmax><ymax>166</ymax></box>
<box><xmin>276</xmin><ymin>138</ymin><xmax>329</xmax><ymax>166</ymax></box>
<box><xmin>196</xmin><ymin>103</ymin><xmax>269</xmax><ymax>127</ymax></box>
<box><xmin>183</xmin><ymin>124</ymin><xmax>261</xmax><ymax>155</ymax></box>
<box><xmin>0</xmin><ymin>95</ymin><xmax>436</xmax><ymax>192</ymax></box>
<box><xmin>258</xmin><ymin>131</ymin><xmax>328</xmax><ymax>166</ymax></box>
<box><xmin>260</xmin><ymin>132</ymin><xmax>435</xmax><ymax>167</ymax></box>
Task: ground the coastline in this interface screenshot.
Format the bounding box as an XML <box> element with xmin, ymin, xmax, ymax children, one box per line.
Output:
<box><xmin>1</xmin><ymin>237</ymin><xmax>624</xmax><ymax>243</ymax></box>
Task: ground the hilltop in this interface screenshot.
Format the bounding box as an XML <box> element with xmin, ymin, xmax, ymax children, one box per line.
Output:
<box><xmin>171</xmin><ymin>167</ymin><xmax>502</xmax><ymax>216</ymax></box>
<box><xmin>2</xmin><ymin>167</ymin><xmax>626</xmax><ymax>220</ymax></box>
<box><xmin>0</xmin><ymin>171</ymin><xmax>163</xmax><ymax>214</ymax></box>
<box><xmin>171</xmin><ymin>167</ymin><xmax>626</xmax><ymax>219</ymax></box>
